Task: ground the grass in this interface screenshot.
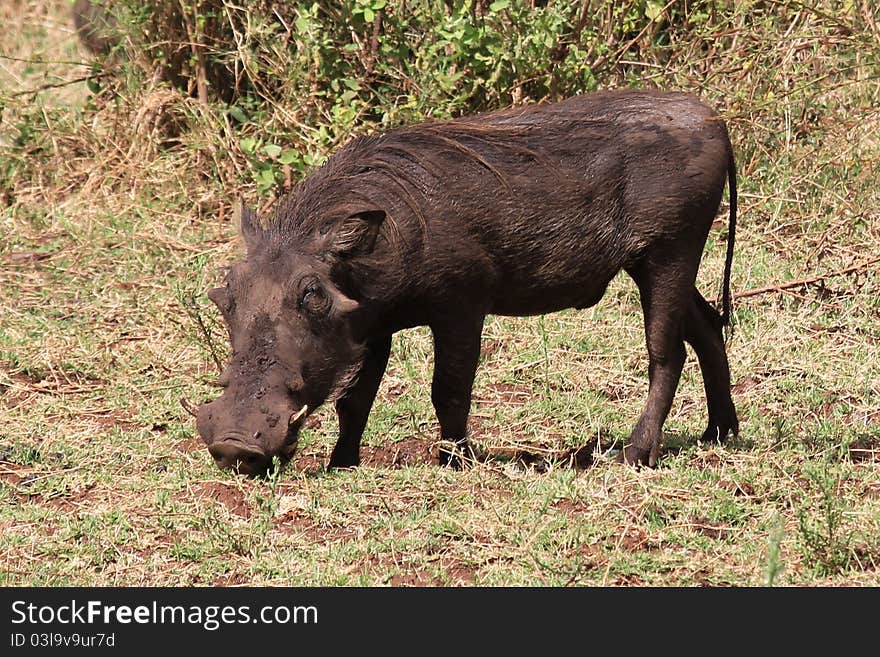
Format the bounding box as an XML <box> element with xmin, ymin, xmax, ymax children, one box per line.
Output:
<box><xmin>1</xmin><ymin>0</ymin><xmax>879</xmax><ymax>586</ymax></box>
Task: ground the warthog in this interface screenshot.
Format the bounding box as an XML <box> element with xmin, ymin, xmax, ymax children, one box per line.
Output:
<box><xmin>193</xmin><ymin>90</ymin><xmax>739</xmax><ymax>475</ymax></box>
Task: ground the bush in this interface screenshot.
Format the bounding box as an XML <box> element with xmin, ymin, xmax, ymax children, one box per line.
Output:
<box><xmin>57</xmin><ymin>1</ymin><xmax>880</xmax><ymax>200</ymax></box>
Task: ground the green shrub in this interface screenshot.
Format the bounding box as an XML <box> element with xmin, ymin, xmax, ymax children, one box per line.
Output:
<box><xmin>59</xmin><ymin>1</ymin><xmax>880</xmax><ymax>200</ymax></box>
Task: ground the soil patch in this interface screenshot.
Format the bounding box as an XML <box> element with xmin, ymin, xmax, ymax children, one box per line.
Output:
<box><xmin>0</xmin><ymin>452</ymin><xmax>36</xmax><ymax>491</ymax></box>
<box><xmin>86</xmin><ymin>409</ymin><xmax>140</xmax><ymax>433</ymax></box>
<box><xmin>361</xmin><ymin>437</ymin><xmax>438</xmax><ymax>467</ymax></box>
<box><xmin>290</xmin><ymin>451</ymin><xmax>327</xmax><ymax>474</ymax></box>
<box><xmin>442</xmin><ymin>560</ymin><xmax>478</xmax><ymax>585</ymax></box>
<box><xmin>213</xmin><ymin>573</ymin><xmax>249</xmax><ymax>586</ymax></box>
<box><xmin>818</xmin><ymin>394</ymin><xmax>880</xmax><ymax>429</ymax></box>
<box><xmin>471</xmin><ymin>416</ymin><xmax>614</xmax><ymax>471</ymax></box>
<box><xmin>378</xmin><ymin>380</ymin><xmax>409</xmax><ymax>402</ymax></box>
<box><xmin>480</xmin><ymin>338</ymin><xmax>504</xmax><ymax>359</ymax></box>
<box><xmin>686</xmin><ymin>516</ymin><xmax>733</xmax><ymax>540</ymax></box>
<box><xmin>42</xmin><ymin>483</ymin><xmax>97</xmax><ymax>511</ymax></box>
<box><xmin>552</xmin><ymin>498</ymin><xmax>590</xmax><ymax>517</ymax></box>
<box><xmin>292</xmin><ymin>432</ymin><xmax>607</xmax><ymax>474</ymax></box>
<box><xmin>0</xmin><ymin>373</ymin><xmax>38</xmax><ymax>409</ymax></box>
<box><xmin>192</xmin><ymin>482</ymin><xmax>250</xmax><ymax>518</ymax></box>
<box><xmin>481</xmin><ymin>440</ymin><xmax>598</xmax><ymax>472</ymax></box>
<box><xmin>600</xmin><ymin>383</ymin><xmax>633</xmax><ymax>402</ymax></box>
<box><xmin>862</xmin><ymin>482</ymin><xmax>880</xmax><ymax>499</ymax></box>
<box><xmin>474</xmin><ymin>382</ymin><xmax>533</xmax><ymax>407</ymax></box>
<box><xmin>390</xmin><ymin>570</ymin><xmax>434</xmax><ymax>586</ymax></box>
<box><xmin>290</xmin><ymin>438</ymin><xmax>441</xmax><ymax>473</ymax></box>
<box><xmin>619</xmin><ymin>526</ymin><xmax>652</xmax><ymax>552</ymax></box>
<box><xmin>174</xmin><ymin>438</ymin><xmax>203</xmax><ymax>453</ymax></box>
<box><xmin>718</xmin><ymin>479</ymin><xmax>755</xmax><ymax>497</ymax></box>
<box><xmin>848</xmin><ymin>434</ymin><xmax>880</xmax><ymax>462</ymax></box>
<box><xmin>273</xmin><ymin>508</ymin><xmax>358</xmax><ymax>543</ymax></box>
<box><xmin>4</xmin><ymin>251</ymin><xmax>54</xmax><ymax>264</ymax></box>
<box><xmin>732</xmin><ymin>374</ymin><xmax>764</xmax><ymax>395</ymax></box>
<box><xmin>385</xmin><ymin>556</ymin><xmax>478</xmax><ymax>586</ymax></box>
<box><xmin>0</xmin><ymin>466</ymin><xmax>25</xmax><ymax>487</ymax></box>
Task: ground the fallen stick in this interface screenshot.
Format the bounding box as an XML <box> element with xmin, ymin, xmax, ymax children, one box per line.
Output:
<box><xmin>714</xmin><ymin>254</ymin><xmax>880</xmax><ymax>302</ymax></box>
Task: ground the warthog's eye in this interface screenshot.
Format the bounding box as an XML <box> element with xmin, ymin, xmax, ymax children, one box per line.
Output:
<box><xmin>299</xmin><ymin>281</ymin><xmax>330</xmax><ymax>316</ymax></box>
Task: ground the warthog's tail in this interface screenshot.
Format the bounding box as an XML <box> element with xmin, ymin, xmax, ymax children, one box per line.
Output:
<box><xmin>720</xmin><ymin>150</ymin><xmax>737</xmax><ymax>328</ymax></box>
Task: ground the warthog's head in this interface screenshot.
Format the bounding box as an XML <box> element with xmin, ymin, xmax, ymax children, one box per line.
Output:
<box><xmin>194</xmin><ymin>200</ymin><xmax>385</xmax><ymax>475</ymax></box>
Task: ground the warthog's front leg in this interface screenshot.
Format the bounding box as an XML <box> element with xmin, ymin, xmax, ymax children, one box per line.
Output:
<box><xmin>430</xmin><ymin>317</ymin><xmax>485</xmax><ymax>468</ymax></box>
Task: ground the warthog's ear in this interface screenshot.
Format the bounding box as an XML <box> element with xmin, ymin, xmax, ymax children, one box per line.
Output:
<box><xmin>236</xmin><ymin>197</ymin><xmax>264</xmax><ymax>252</ymax></box>
<box><xmin>207</xmin><ymin>286</ymin><xmax>231</xmax><ymax>314</ymax></box>
<box><xmin>329</xmin><ymin>287</ymin><xmax>359</xmax><ymax>315</ymax></box>
<box><xmin>329</xmin><ymin>209</ymin><xmax>386</xmax><ymax>258</ymax></box>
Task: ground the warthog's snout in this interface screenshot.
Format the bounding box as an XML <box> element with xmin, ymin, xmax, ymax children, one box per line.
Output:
<box><xmin>208</xmin><ymin>440</ymin><xmax>270</xmax><ymax>476</ymax></box>
<box><xmin>192</xmin><ymin>391</ymin><xmax>310</xmax><ymax>475</ymax></box>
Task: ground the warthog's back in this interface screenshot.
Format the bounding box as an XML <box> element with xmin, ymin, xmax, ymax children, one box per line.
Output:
<box><xmin>311</xmin><ymin>90</ymin><xmax>732</xmax><ymax>316</ymax></box>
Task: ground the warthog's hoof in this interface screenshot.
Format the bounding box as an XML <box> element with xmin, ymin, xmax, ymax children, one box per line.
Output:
<box><xmin>701</xmin><ymin>416</ymin><xmax>740</xmax><ymax>444</ymax></box>
<box><xmin>619</xmin><ymin>443</ymin><xmax>659</xmax><ymax>468</ymax></box>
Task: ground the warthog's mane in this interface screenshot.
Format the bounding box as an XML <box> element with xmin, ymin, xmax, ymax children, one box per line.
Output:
<box><xmin>256</xmin><ymin>92</ymin><xmax>715</xmax><ymax>259</ymax></box>
<box><xmin>265</xmin><ymin>117</ymin><xmax>556</xmax><ymax>249</ymax></box>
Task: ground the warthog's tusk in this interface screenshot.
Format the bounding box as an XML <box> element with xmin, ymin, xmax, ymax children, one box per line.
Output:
<box><xmin>180</xmin><ymin>398</ymin><xmax>198</xmax><ymax>418</ymax></box>
<box><xmin>288</xmin><ymin>405</ymin><xmax>309</xmax><ymax>426</ymax></box>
